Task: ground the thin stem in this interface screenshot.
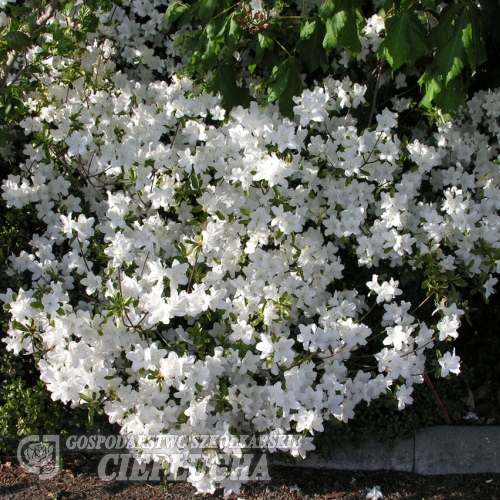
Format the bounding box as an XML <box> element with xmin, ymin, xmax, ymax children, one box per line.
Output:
<box><xmin>0</xmin><ymin>0</ymin><xmax>58</xmax><ymax>88</ymax></box>
<box><xmin>359</xmin><ymin>301</ymin><xmax>378</xmax><ymax>323</ymax></box>
<box><xmin>187</xmin><ymin>249</ymin><xmax>201</xmax><ymax>293</ymax></box>
<box><xmin>117</xmin><ymin>270</ymin><xmax>138</xmax><ymax>332</ymax></box>
<box><xmin>400</xmin><ymin>337</ymin><xmax>436</xmax><ymax>358</ymax></box>
<box><xmin>346</xmin><ymin>361</ymin><xmax>378</xmax><ymax>370</ymax></box>
<box><xmin>360</xmin><ymin>134</ymin><xmax>382</xmax><ymax>167</ymax></box>
<box><xmin>0</xmin><ymin>52</ymin><xmax>18</xmax><ymax>89</ymax></box>
<box><xmin>6</xmin><ymin>58</ymin><xmax>28</xmax><ymax>87</ymax></box>
<box><xmin>140</xmin><ymin>252</ymin><xmax>150</xmax><ymax>278</ymax></box>
<box><xmin>108</xmin><ymin>3</ymin><xmax>119</xmax><ymax>22</ymax></box>
<box><xmin>348</xmin><ymin>353</ymin><xmax>376</xmax><ymax>360</ymax></box>
<box><xmin>368</xmin><ymin>60</ymin><xmax>384</xmax><ymax>128</ymax></box>
<box><xmin>410</xmin><ymin>294</ymin><xmax>433</xmax><ymax>314</ymax></box>
<box><xmin>214</xmin><ymin>1</ymin><xmax>240</xmax><ymax>19</ymax></box>
<box><xmin>315</xmin><ymin>344</ymin><xmax>346</xmax><ymax>360</ymax></box>
<box><xmin>272</xmin><ymin>38</ymin><xmax>293</xmax><ymax>58</ymax></box>
<box><xmin>366</xmin><ymin>328</ymin><xmax>387</xmax><ymax>343</ymax></box>
<box><xmin>134</xmin><ymin>311</ymin><xmax>149</xmax><ymax>329</ymax></box>
<box><xmin>424</xmin><ymin>370</ymin><xmax>452</xmax><ymax>424</ymax></box>
<box><xmin>77</xmin><ymin>238</ymin><xmax>91</xmax><ymax>273</ymax></box>
<box><xmin>149</xmin><ymin>122</ymin><xmax>180</xmax><ymax>193</ymax></box>
<box><xmin>377</xmin><ymin>83</ymin><xmax>419</xmax><ymax>109</ymax></box>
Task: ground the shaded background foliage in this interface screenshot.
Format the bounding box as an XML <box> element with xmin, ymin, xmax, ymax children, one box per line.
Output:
<box><xmin>168</xmin><ymin>0</ymin><xmax>500</xmax><ymax>117</ymax></box>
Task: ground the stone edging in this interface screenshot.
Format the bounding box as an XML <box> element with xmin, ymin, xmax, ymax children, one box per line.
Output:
<box><xmin>273</xmin><ymin>426</ymin><xmax>500</xmax><ymax>474</ymax></box>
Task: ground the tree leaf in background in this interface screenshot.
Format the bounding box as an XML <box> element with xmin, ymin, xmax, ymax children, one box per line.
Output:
<box><xmin>2</xmin><ymin>31</ymin><xmax>31</xmax><ymax>52</ymax></box>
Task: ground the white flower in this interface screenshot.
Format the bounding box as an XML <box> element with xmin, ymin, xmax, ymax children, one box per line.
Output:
<box><xmin>376</xmin><ymin>108</ymin><xmax>398</xmax><ymax>134</ymax></box>
<box><xmin>0</xmin><ymin>12</ymin><xmax>10</xmax><ymax>27</ymax></box>
<box><xmin>184</xmin><ymin>396</ymin><xmax>214</xmax><ymax>426</ymax></box>
<box><xmin>484</xmin><ymin>277</ymin><xmax>498</xmax><ymax>298</ymax></box>
<box><xmin>395</xmin><ymin>73</ymin><xmax>407</xmax><ymax>89</ymax></box>
<box><xmin>255</xmin><ymin>334</ymin><xmax>274</xmax><ymax>358</ymax></box>
<box><xmin>165</xmin><ymin>259</ymin><xmax>189</xmax><ymax>290</ymax></box>
<box><xmin>229</xmin><ymin>320</ymin><xmax>254</xmax><ymax>343</ymax></box>
<box><xmin>396</xmin><ymin>384</ymin><xmax>413</xmax><ymax>410</ymax></box>
<box><xmin>0</xmin><ymin>0</ymin><xmax>15</xmax><ymax>10</ymax></box>
<box><xmin>366</xmin><ymin>485</ymin><xmax>384</xmax><ymax>499</ymax></box>
<box><xmin>201</xmin><ymin>221</ymin><xmax>224</xmax><ymax>253</ymax></box>
<box><xmin>253</xmin><ymin>154</ymin><xmax>294</xmax><ymax>187</ymax></box>
<box><xmin>439</xmin><ymin>350</ymin><xmax>461</xmax><ymax>377</ymax></box>
<box><xmin>80</xmin><ymin>273</ymin><xmax>102</xmax><ymax>295</ymax></box>
<box><xmin>292</xmin><ymin>408</ymin><xmax>324</xmax><ymax>434</ymax></box>
<box><xmin>437</xmin><ymin>315</ymin><xmax>460</xmax><ymax>341</ymax></box>
<box><xmin>367</xmin><ymin>275</ymin><xmax>402</xmax><ymax>303</ymax></box>
<box><xmin>293</xmin><ymin>88</ymin><xmax>329</xmax><ymax>126</ymax></box>
<box><xmin>383</xmin><ymin>325</ymin><xmax>408</xmax><ymax>351</ymax></box>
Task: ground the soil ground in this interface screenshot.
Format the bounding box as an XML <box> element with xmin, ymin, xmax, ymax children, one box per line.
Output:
<box><xmin>1</xmin><ymin>454</ymin><xmax>500</xmax><ymax>500</ymax></box>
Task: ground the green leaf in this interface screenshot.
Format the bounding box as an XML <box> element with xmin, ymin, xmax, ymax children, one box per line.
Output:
<box><xmin>2</xmin><ymin>31</ymin><xmax>31</xmax><ymax>51</ymax></box>
<box><xmin>256</xmin><ymin>33</ymin><xmax>274</xmax><ymax>57</ymax></box>
<box><xmin>427</xmin><ymin>3</ymin><xmax>461</xmax><ymax>48</ymax></box>
<box><xmin>179</xmin><ymin>32</ymin><xmax>201</xmax><ymax>56</ymax></box>
<box><xmin>298</xmin><ymin>20</ymin><xmax>327</xmax><ymax>72</ymax></box>
<box><xmin>199</xmin><ymin>38</ymin><xmax>219</xmax><ymax>72</ymax></box>
<box><xmin>279</xmin><ymin>58</ymin><xmax>303</xmax><ymax>119</ymax></box>
<box><xmin>463</xmin><ymin>4</ymin><xmax>487</xmax><ymax>70</ymax></box>
<box><xmin>267</xmin><ymin>61</ymin><xmax>290</xmax><ymax>103</ymax></box>
<box><xmin>380</xmin><ymin>12</ymin><xmax>427</xmax><ymax>71</ymax></box>
<box><xmin>300</xmin><ymin>20</ymin><xmax>316</xmax><ymax>39</ymax></box>
<box><xmin>79</xmin><ymin>393</ymin><xmax>94</xmax><ymax>403</ymax></box>
<box><xmin>434</xmin><ymin>76</ymin><xmax>466</xmax><ymax>116</ymax></box>
<box><xmin>224</xmin><ymin>13</ymin><xmax>240</xmax><ymax>59</ymax></box>
<box><xmin>436</xmin><ymin>16</ymin><xmax>468</xmax><ymax>84</ymax></box>
<box><xmin>323</xmin><ymin>11</ymin><xmax>347</xmax><ymax>50</ymax></box>
<box><xmin>321</xmin><ymin>0</ymin><xmax>365</xmax><ymax>54</ymax></box>
<box><xmin>421</xmin><ymin>0</ymin><xmax>436</xmax><ymax>8</ymax></box>
<box><xmin>198</xmin><ymin>0</ymin><xmax>218</xmax><ymax>24</ymax></box>
<box><xmin>267</xmin><ymin>58</ymin><xmax>303</xmax><ymax>119</ymax></box>
<box><xmin>211</xmin><ymin>63</ymin><xmax>249</xmax><ymax>111</ymax></box>
<box><xmin>165</xmin><ymin>2</ymin><xmax>189</xmax><ymax>23</ymax></box>
<box><xmin>56</xmin><ymin>37</ymin><xmax>77</xmax><ymax>56</ymax></box>
<box><xmin>418</xmin><ymin>71</ymin><xmax>441</xmax><ymax>109</ymax></box>
<box><xmin>12</xmin><ymin>320</ymin><xmax>29</xmax><ymax>332</ymax></box>
<box><xmin>319</xmin><ymin>0</ymin><xmax>336</xmax><ymax>17</ymax></box>
<box><xmin>341</xmin><ymin>7</ymin><xmax>364</xmax><ymax>54</ymax></box>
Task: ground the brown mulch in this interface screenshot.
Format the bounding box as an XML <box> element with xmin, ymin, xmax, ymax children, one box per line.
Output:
<box><xmin>1</xmin><ymin>454</ymin><xmax>500</xmax><ymax>500</ymax></box>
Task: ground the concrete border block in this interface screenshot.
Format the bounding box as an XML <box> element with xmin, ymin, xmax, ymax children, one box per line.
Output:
<box><xmin>274</xmin><ymin>436</ymin><xmax>414</xmax><ymax>472</ymax></box>
<box><xmin>414</xmin><ymin>426</ymin><xmax>500</xmax><ymax>474</ymax></box>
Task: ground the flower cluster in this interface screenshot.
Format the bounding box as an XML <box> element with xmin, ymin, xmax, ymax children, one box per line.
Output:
<box><xmin>1</xmin><ymin>0</ymin><xmax>499</xmax><ymax>495</ymax></box>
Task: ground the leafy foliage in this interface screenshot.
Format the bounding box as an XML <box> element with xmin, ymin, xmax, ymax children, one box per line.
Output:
<box><xmin>166</xmin><ymin>0</ymin><xmax>499</xmax><ymax>116</ymax></box>
<box><xmin>0</xmin><ymin>202</ymin><xmax>115</xmax><ymax>455</ymax></box>
<box><xmin>0</xmin><ymin>0</ymin><xmax>117</xmax><ymax>455</ymax></box>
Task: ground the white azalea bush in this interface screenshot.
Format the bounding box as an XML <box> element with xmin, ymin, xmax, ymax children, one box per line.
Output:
<box><xmin>1</xmin><ymin>0</ymin><xmax>500</xmax><ymax>495</ymax></box>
